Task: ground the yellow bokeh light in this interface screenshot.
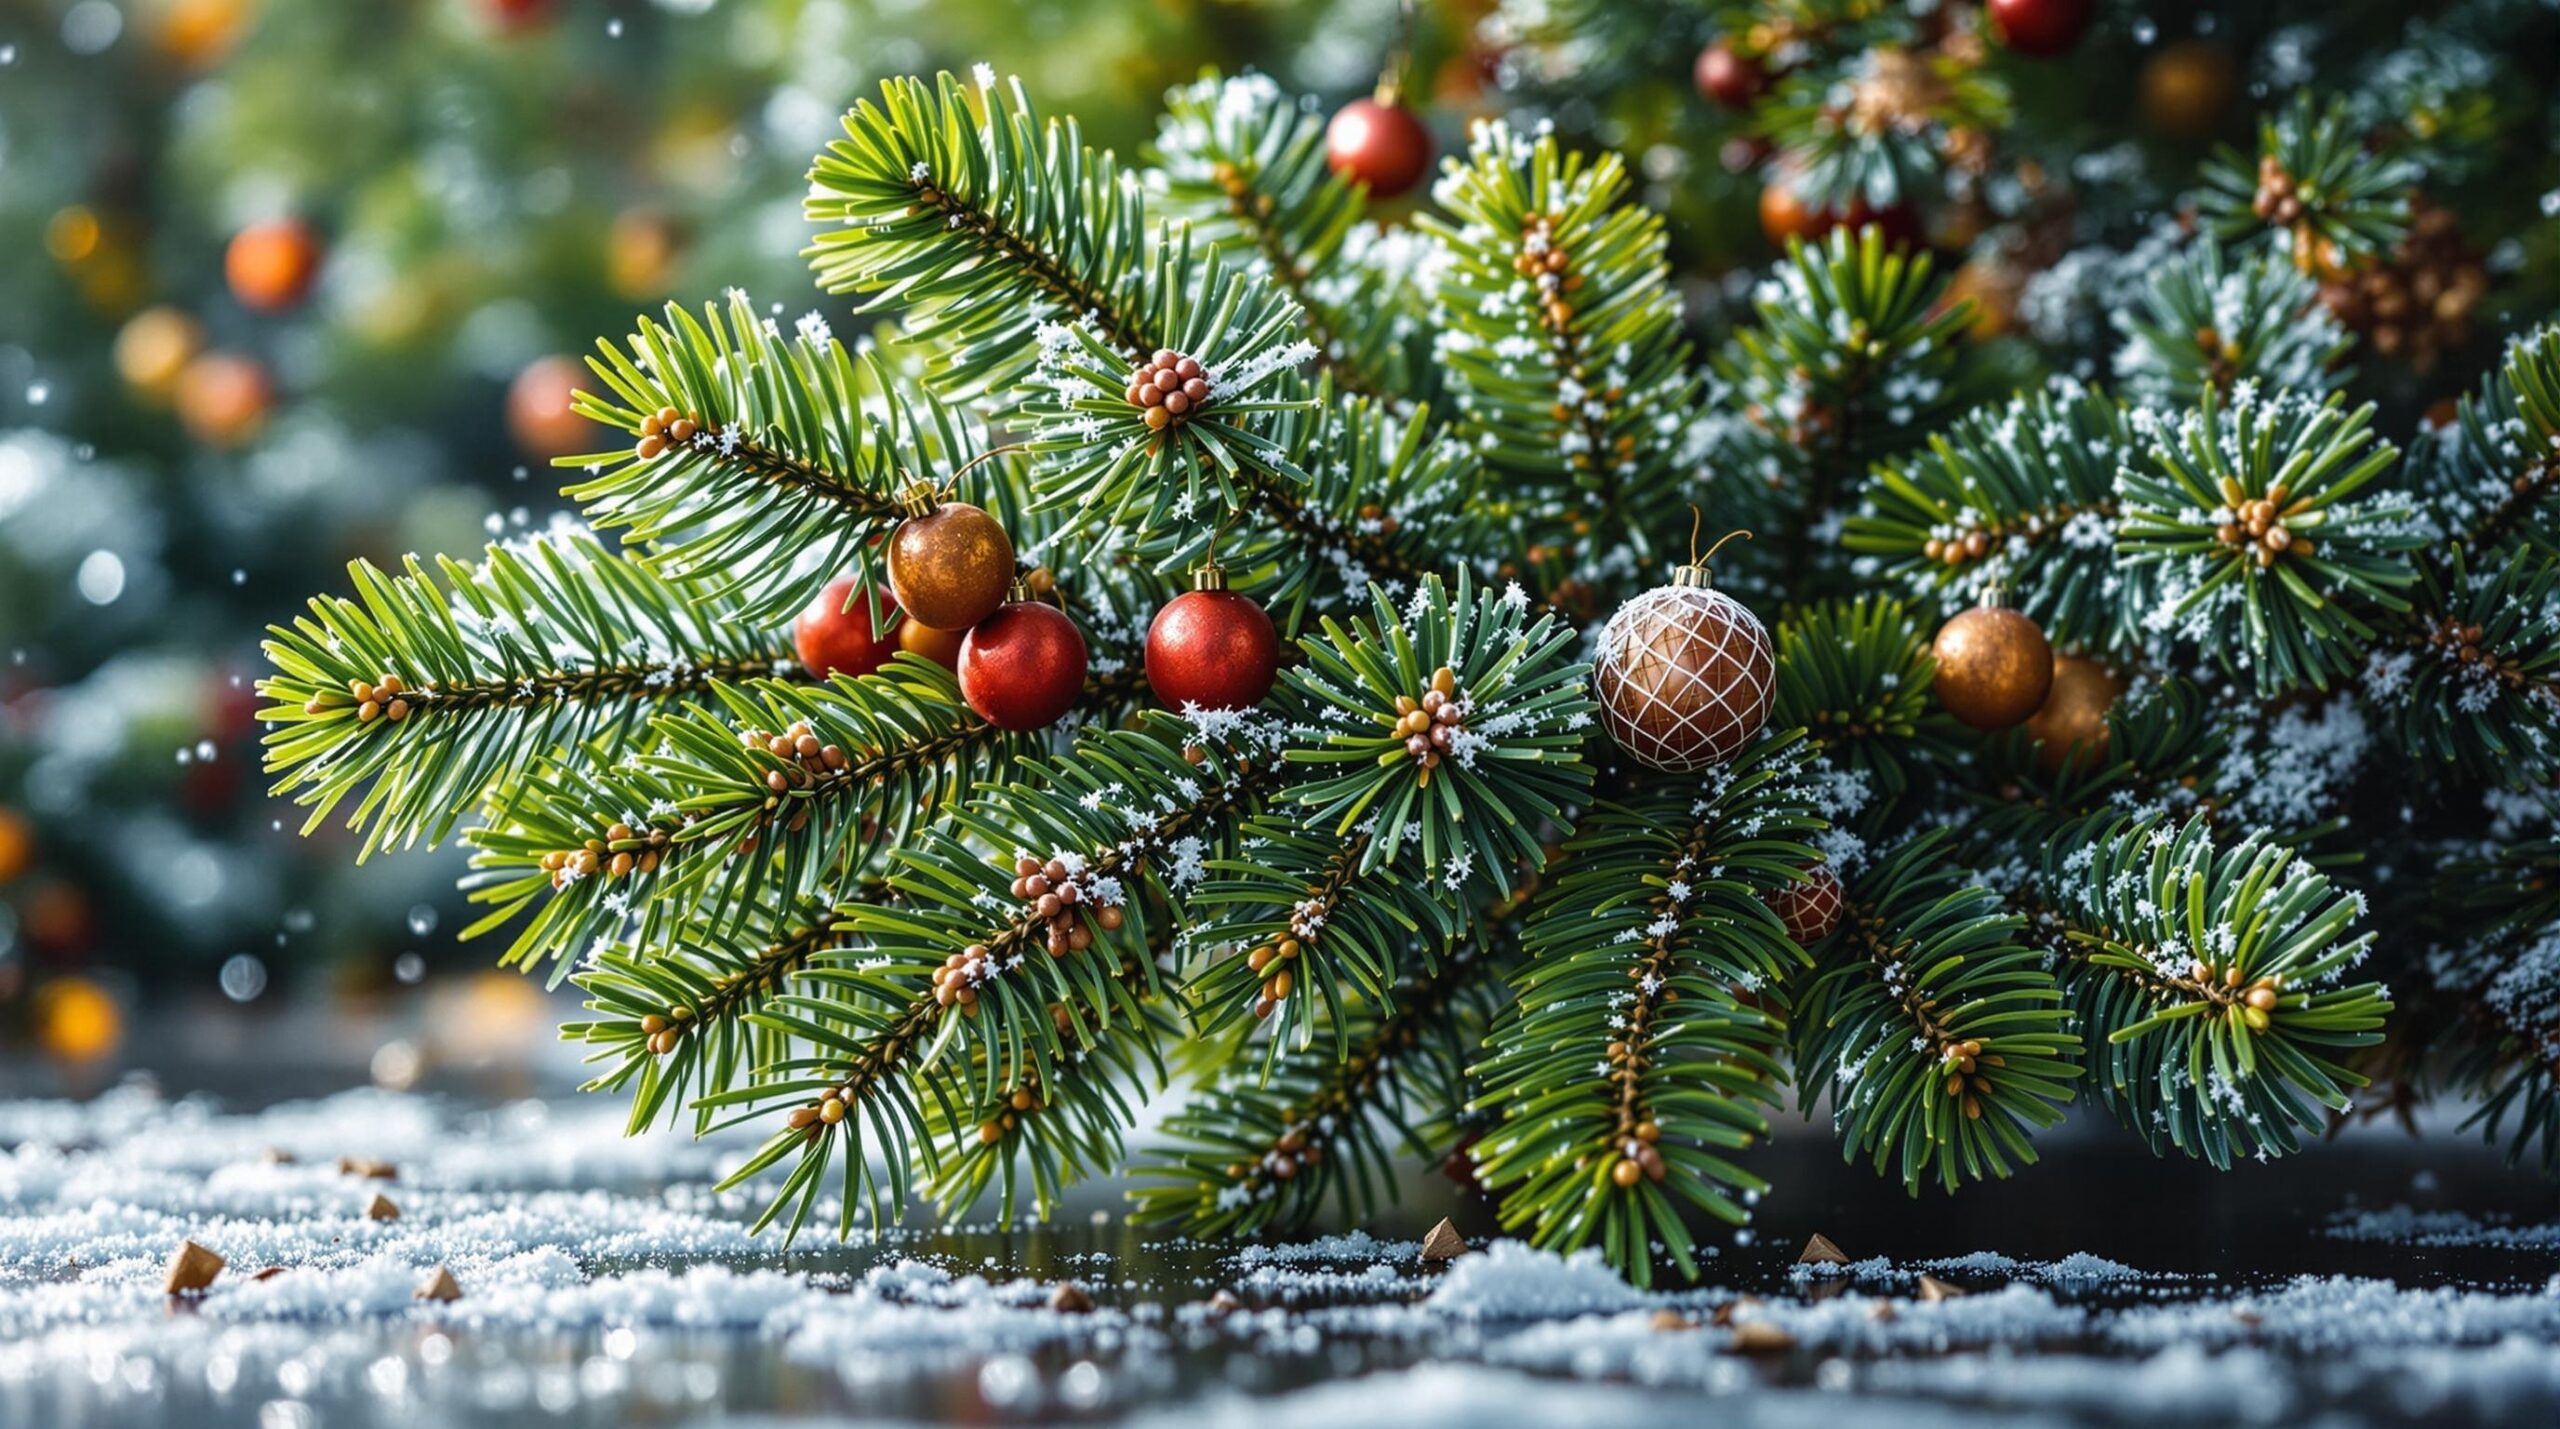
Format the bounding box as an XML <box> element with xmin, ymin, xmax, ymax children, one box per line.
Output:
<box><xmin>35</xmin><ymin>977</ymin><xmax>123</xmax><ymax>1063</ymax></box>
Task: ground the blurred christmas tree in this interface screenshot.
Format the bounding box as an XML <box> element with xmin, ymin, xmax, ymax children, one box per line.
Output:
<box><xmin>0</xmin><ymin>0</ymin><xmax>1364</xmax><ymax>1050</ymax></box>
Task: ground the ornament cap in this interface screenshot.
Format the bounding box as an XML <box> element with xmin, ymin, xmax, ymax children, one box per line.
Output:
<box><xmin>1006</xmin><ymin>577</ymin><xmax>1034</xmax><ymax>604</ymax></box>
<box><xmin>895</xmin><ymin>478</ymin><xmax>939</xmax><ymax>519</ymax></box>
<box><xmin>1190</xmin><ymin>560</ymin><xmax>1228</xmax><ymax>593</ymax></box>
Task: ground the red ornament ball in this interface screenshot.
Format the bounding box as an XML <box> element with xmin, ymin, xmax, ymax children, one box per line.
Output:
<box><xmin>1325</xmin><ymin>97</ymin><xmax>1434</xmax><ymax>199</ymax></box>
<box><xmin>1693</xmin><ymin>40</ymin><xmax>1767</xmax><ymax>110</ymax></box>
<box><xmin>1146</xmin><ymin>587</ymin><xmax>1280</xmax><ymax>713</ymax></box>
<box><xmin>960</xmin><ymin>601</ymin><xmax>1089</xmax><ymax>731</ymax></box>
<box><xmin>794</xmin><ymin>578</ymin><xmax>901</xmax><ymax>681</ymax></box>
<box><xmin>1987</xmin><ymin>0</ymin><xmax>2093</xmax><ymax>58</ymax></box>
<box><xmin>1764</xmin><ymin>865</ymin><xmax>1845</xmax><ymax>945</ymax></box>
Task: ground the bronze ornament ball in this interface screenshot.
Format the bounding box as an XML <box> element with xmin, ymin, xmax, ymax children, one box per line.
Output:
<box><xmin>887</xmin><ymin>492</ymin><xmax>1016</xmax><ymax>632</ymax></box>
<box><xmin>1592</xmin><ymin>575</ymin><xmax>1775</xmax><ymax>772</ymax></box>
<box><xmin>1931</xmin><ymin>603</ymin><xmax>2054</xmax><ymax>732</ymax></box>
<box><xmin>2021</xmin><ymin>652</ymin><xmax>2126</xmax><ymax>773</ymax></box>
<box><xmin>1764</xmin><ymin>864</ymin><xmax>1846</xmax><ymax>945</ymax></box>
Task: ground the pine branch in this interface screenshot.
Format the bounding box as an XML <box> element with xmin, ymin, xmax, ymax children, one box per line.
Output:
<box><xmin>1752</xmin><ymin>44</ymin><xmax>2012</xmax><ymax>210</ymax></box>
<box><xmin>2368</xmin><ymin>546</ymin><xmax>2560</xmax><ymax>790</ymax></box>
<box><xmin>1184</xmin><ymin>820</ymin><xmax>1468</xmax><ymax>1053</ymax></box>
<box><xmin>459</xmin><ymin>658</ymin><xmax>1026</xmax><ymax>982</ymax></box>
<box><xmin>2405</xmin><ymin>323</ymin><xmax>2560</xmax><ymax>560</ymax></box>
<box><xmin>1791</xmin><ymin>830</ymin><xmax>2083</xmax><ymax>1196</ymax></box>
<box><xmin>259</xmin><ymin>532</ymin><xmax>798</xmax><ymax>857</ymax></box>
<box><xmin>701</xmin><ymin>716</ymin><xmax>1289</xmax><ymax>1238</ymax></box>
<box><xmin>2019</xmin><ymin>815</ymin><xmax>2390</xmax><ymax>1167</ymax></box>
<box><xmin>1129</xmin><ymin>927</ymin><xmax>1501</xmax><ymax>1239</ymax></box>
<box><xmin>1471</xmin><ymin>738</ymin><xmax>1826</xmax><ymax>1286</ymax></box>
<box><xmin>1845</xmin><ymin>378</ymin><xmax>2135</xmax><ymax>654</ymax></box>
<box><xmin>561</xmin><ymin>294</ymin><xmax>955</xmax><ymax>626</ymax></box>
<box><xmin>1711</xmin><ymin>227</ymin><xmax>1980</xmax><ymax>590</ymax></box>
<box><xmin>1421</xmin><ymin>118</ymin><xmax>1703</xmax><ymax>565</ymax></box>
<box><xmin>1123</xmin><ymin>389</ymin><xmax>1472</xmax><ymax>615</ymax></box>
<box><xmin>2116</xmin><ymin>386</ymin><xmax>2422</xmax><ymax>696</ymax></box>
<box><xmin>1148</xmin><ymin>71</ymin><xmax>1413</xmax><ymax>401</ymax></box>
<box><xmin>806</xmin><ymin>71</ymin><xmax>1155</xmax><ymax>397</ymax></box>
<box><xmin>2199</xmin><ymin>91</ymin><xmax>2417</xmax><ymax>273</ymax></box>
<box><xmin>2111</xmin><ymin>244</ymin><xmax>2351</xmax><ymax>408</ymax></box>
<box><xmin>1284</xmin><ymin>574</ymin><xmax>1596</xmax><ymax>891</ymax></box>
<box><xmin>566</xmin><ymin>888</ymin><xmax>872</xmax><ymax>1137</ymax></box>
<box><xmin>1768</xmin><ymin>593</ymin><xmax>1963</xmax><ymax>821</ymax></box>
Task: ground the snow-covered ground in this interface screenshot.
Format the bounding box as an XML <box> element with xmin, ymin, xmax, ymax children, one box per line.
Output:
<box><xmin>3</xmin><ymin>1082</ymin><xmax>2559</xmax><ymax>1425</ymax></box>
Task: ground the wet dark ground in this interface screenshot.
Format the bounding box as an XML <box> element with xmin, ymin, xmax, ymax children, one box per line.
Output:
<box><xmin>6</xmin><ymin>1031</ymin><xmax>2560</xmax><ymax>1428</ymax></box>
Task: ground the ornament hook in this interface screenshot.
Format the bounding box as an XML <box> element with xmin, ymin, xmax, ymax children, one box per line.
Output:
<box><xmin>1677</xmin><ymin>509</ymin><xmax>1752</xmax><ymax>586</ymax></box>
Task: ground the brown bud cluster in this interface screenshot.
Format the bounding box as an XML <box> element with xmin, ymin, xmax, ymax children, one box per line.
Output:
<box><xmin>975</xmin><ymin>1071</ymin><xmax>1043</xmax><ymax>1145</ymax></box>
<box><xmin>1936</xmin><ymin>1037</ymin><xmax>2001</xmax><ymax>1121</ymax></box>
<box><xmin>1514</xmin><ymin>217</ymin><xmax>1584</xmax><ymax>334</ymax></box>
<box><xmin>2190</xmin><ymin>960</ymin><xmax>2283</xmax><ymax>1032</ymax></box>
<box><xmin>1226</xmin><ymin>1122</ymin><xmax>1323</xmax><ymax>1185</ymax></box>
<box><xmin>1389</xmin><ymin>666</ymin><xmax>1464</xmax><ymax>789</ymax></box>
<box><xmin>2212</xmin><ymin>477</ymin><xmax>2313</xmax><ymax>568</ymax></box>
<box><xmin>1609</xmin><ymin>1120</ymin><xmax>1665</xmax><ymax>1188</ymax></box>
<box><xmin>540</xmin><ymin>816</ymin><xmax>668</xmax><ymax>889</ymax></box>
<box><xmin>633</xmin><ymin>404</ymin><xmax>710</xmax><ymax>460</ymax></box>
<box><xmin>1009</xmin><ymin>853</ymin><xmax>1123</xmax><ymax>959</ymax></box>
<box><xmin>1127</xmin><ymin>349</ymin><xmax>1211</xmax><ymax>432</ymax></box>
<box><xmin>323</xmin><ymin>671</ymin><xmax>416</xmax><ymax>724</ymax></box>
<box><xmin>2250</xmin><ymin>155</ymin><xmax>2307</xmax><ymax>230</ymax></box>
<box><xmin>639</xmin><ymin>1007</ymin><xmax>691</xmax><ymax>1057</ymax></box>
<box><xmin>2315</xmin><ymin>196</ymin><xmax>2487</xmax><ymax>372</ymax></box>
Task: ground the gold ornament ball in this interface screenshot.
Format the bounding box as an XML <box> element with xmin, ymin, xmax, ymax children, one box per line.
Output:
<box><xmin>2139</xmin><ymin>40</ymin><xmax>2237</xmax><ymax>141</ymax></box>
<box><xmin>2021</xmin><ymin>653</ymin><xmax>2125</xmax><ymax>774</ymax></box>
<box><xmin>114</xmin><ymin>306</ymin><xmax>206</xmax><ymax>404</ymax></box>
<box><xmin>1931</xmin><ymin>604</ymin><xmax>2053</xmax><ymax>732</ymax></box>
<box><xmin>1593</xmin><ymin>580</ymin><xmax>1775</xmax><ymax>771</ymax></box>
<box><xmin>888</xmin><ymin>501</ymin><xmax>1016</xmax><ymax>632</ymax></box>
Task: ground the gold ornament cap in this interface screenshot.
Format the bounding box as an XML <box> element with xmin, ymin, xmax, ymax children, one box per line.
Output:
<box><xmin>895</xmin><ymin>478</ymin><xmax>939</xmax><ymax>519</ymax></box>
<box><xmin>1191</xmin><ymin>559</ymin><xmax>1228</xmax><ymax>593</ymax></box>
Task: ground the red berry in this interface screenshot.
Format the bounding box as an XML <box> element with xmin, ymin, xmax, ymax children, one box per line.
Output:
<box><xmin>794</xmin><ymin>578</ymin><xmax>900</xmax><ymax>680</ymax></box>
<box><xmin>1693</xmin><ymin>40</ymin><xmax>1766</xmax><ymax>110</ymax></box>
<box><xmin>1146</xmin><ymin>589</ymin><xmax>1281</xmax><ymax>712</ymax></box>
<box><xmin>1325</xmin><ymin>98</ymin><xmax>1434</xmax><ymax>199</ymax></box>
<box><xmin>960</xmin><ymin>602</ymin><xmax>1089</xmax><ymax>732</ymax></box>
<box><xmin>1987</xmin><ymin>0</ymin><xmax>2093</xmax><ymax>58</ymax></box>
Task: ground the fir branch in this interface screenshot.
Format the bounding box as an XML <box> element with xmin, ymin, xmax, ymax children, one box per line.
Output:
<box><xmin>2021</xmin><ymin>815</ymin><xmax>2391</xmax><ymax>1167</ymax></box>
<box><xmin>1129</xmin><ymin>928</ymin><xmax>1500</xmax><ymax>1239</ymax></box>
<box><xmin>1185</xmin><ymin>820</ymin><xmax>1468</xmax><ymax>1053</ymax></box>
<box><xmin>2116</xmin><ymin>387</ymin><xmax>2422</xmax><ymax>696</ymax></box>
<box><xmin>2198</xmin><ymin>91</ymin><xmax>2417</xmax><ymax>273</ymax></box>
<box><xmin>459</xmin><ymin>659</ymin><xmax>1026</xmax><ymax>983</ymax></box>
<box><xmin>1148</xmin><ymin>70</ymin><xmax>1411</xmax><ymax>400</ymax></box>
<box><xmin>2367</xmin><ymin>546</ymin><xmax>2560</xmax><ymax>791</ymax></box>
<box><xmin>1421</xmin><ymin>118</ymin><xmax>1703</xmax><ymax>564</ymax></box>
<box><xmin>805</xmin><ymin>71</ymin><xmax>1152</xmax><ymax>396</ymax></box>
<box><xmin>1285</xmin><ymin>574</ymin><xmax>1596</xmax><ymax>890</ymax></box>
<box><xmin>2404</xmin><ymin>323</ymin><xmax>2560</xmax><ymax>560</ymax></box>
<box><xmin>2111</xmin><ymin>244</ymin><xmax>2351</xmax><ymax>408</ymax></box>
<box><xmin>1768</xmin><ymin>593</ymin><xmax>1962</xmax><ymax>820</ymax></box>
<box><xmin>704</xmin><ymin>715</ymin><xmax>1291</xmax><ymax>1238</ymax></box>
<box><xmin>1791</xmin><ymin>830</ymin><xmax>2083</xmax><ymax>1196</ymax></box>
<box><xmin>258</xmin><ymin>533</ymin><xmax>798</xmax><ymax>857</ymax></box>
<box><xmin>1752</xmin><ymin>44</ymin><xmax>2012</xmax><ymax>210</ymax></box>
<box><xmin>1471</xmin><ymin>739</ymin><xmax>1826</xmax><ymax>1287</ymax></box>
<box><xmin>567</xmin><ymin>890</ymin><xmax>870</xmax><ymax>1137</ymax></box>
<box><xmin>1712</xmin><ymin>227</ymin><xmax>1979</xmax><ymax>589</ymax></box>
<box><xmin>1845</xmin><ymin>378</ymin><xmax>2135</xmax><ymax>654</ymax></box>
<box><xmin>560</xmin><ymin>294</ymin><xmax>977</xmax><ymax>626</ymax></box>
